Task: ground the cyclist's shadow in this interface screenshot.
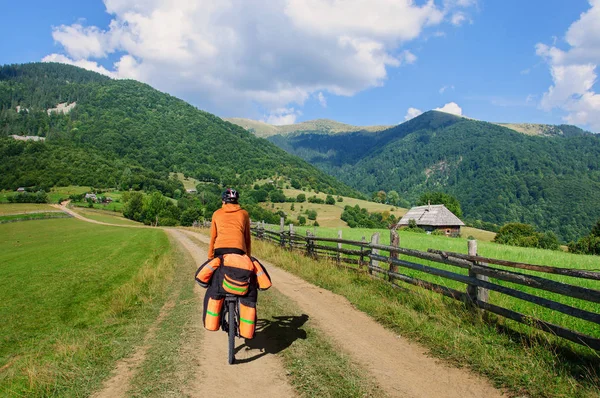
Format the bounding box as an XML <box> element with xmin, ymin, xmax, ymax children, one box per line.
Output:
<box><xmin>234</xmin><ymin>314</ymin><xmax>309</xmax><ymax>363</ymax></box>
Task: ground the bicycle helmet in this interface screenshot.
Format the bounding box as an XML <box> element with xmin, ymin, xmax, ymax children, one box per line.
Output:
<box><xmin>222</xmin><ymin>188</ymin><xmax>239</xmax><ymax>204</ymax></box>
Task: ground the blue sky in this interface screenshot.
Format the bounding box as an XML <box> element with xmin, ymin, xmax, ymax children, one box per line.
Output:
<box><xmin>1</xmin><ymin>1</ymin><xmax>599</xmax><ymax>131</ymax></box>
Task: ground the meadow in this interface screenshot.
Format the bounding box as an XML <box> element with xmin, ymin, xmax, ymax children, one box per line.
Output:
<box><xmin>273</xmin><ymin>188</ymin><xmax>407</xmax><ymax>228</ymax></box>
<box><xmin>70</xmin><ymin>207</ymin><xmax>142</xmax><ymax>226</ymax></box>
<box><xmin>252</xmin><ymin>239</ymin><xmax>600</xmax><ymax>397</ymax></box>
<box><xmin>0</xmin><ymin>203</ymin><xmax>57</xmax><ymax>215</ymax></box>
<box><xmin>0</xmin><ymin>218</ymin><xmax>174</xmax><ymax>396</ymax></box>
<box><xmin>269</xmin><ymin>224</ymin><xmax>600</xmax><ymax>340</ymax></box>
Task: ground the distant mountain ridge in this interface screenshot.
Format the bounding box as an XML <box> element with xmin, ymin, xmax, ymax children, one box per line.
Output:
<box><xmin>241</xmin><ymin>110</ymin><xmax>600</xmax><ymax>242</ymax></box>
<box><xmin>224</xmin><ymin>117</ymin><xmax>392</xmax><ymax>138</ymax></box>
<box><xmin>227</xmin><ymin>117</ymin><xmax>592</xmax><ymax>138</ymax></box>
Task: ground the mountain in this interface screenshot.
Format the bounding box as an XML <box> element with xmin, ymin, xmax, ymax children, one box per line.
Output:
<box><xmin>0</xmin><ymin>63</ymin><xmax>358</xmax><ymax>197</ymax></box>
<box><xmin>225</xmin><ymin>117</ymin><xmax>392</xmax><ymax>138</ymax></box>
<box><xmin>495</xmin><ymin>123</ymin><xmax>592</xmax><ymax>137</ymax></box>
<box><xmin>254</xmin><ymin>111</ymin><xmax>600</xmax><ymax>242</ymax></box>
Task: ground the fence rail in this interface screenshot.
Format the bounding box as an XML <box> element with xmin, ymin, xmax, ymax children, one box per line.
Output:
<box><xmin>249</xmin><ymin>220</ymin><xmax>600</xmax><ymax>351</ymax></box>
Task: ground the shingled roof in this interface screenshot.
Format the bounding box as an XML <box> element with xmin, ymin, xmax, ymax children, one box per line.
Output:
<box><xmin>396</xmin><ymin>204</ymin><xmax>465</xmax><ymax>227</ymax></box>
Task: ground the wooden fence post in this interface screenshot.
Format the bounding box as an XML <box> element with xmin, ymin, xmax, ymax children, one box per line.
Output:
<box><xmin>389</xmin><ymin>229</ymin><xmax>400</xmax><ymax>282</ymax></box>
<box><xmin>280</xmin><ymin>217</ymin><xmax>285</xmax><ymax>248</ymax></box>
<box><xmin>467</xmin><ymin>239</ymin><xmax>489</xmax><ymax>305</ymax></box>
<box><xmin>369</xmin><ymin>233</ymin><xmax>380</xmax><ymax>275</ymax></box>
<box><xmin>289</xmin><ymin>224</ymin><xmax>294</xmax><ymax>250</ymax></box>
<box><xmin>337</xmin><ymin>230</ymin><xmax>342</xmax><ymax>264</ymax></box>
<box><xmin>306</xmin><ymin>230</ymin><xmax>313</xmax><ymax>258</ymax></box>
<box><xmin>360</xmin><ymin>236</ymin><xmax>367</xmax><ymax>269</ymax></box>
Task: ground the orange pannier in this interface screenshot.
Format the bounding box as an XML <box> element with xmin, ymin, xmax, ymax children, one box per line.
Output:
<box><xmin>252</xmin><ymin>259</ymin><xmax>272</xmax><ymax>290</ymax></box>
<box><xmin>195</xmin><ymin>257</ymin><xmax>221</xmax><ymax>287</ymax></box>
<box><xmin>238</xmin><ymin>303</ymin><xmax>256</xmax><ymax>339</ymax></box>
<box><xmin>204</xmin><ymin>297</ymin><xmax>224</xmax><ymax>331</ymax></box>
<box><xmin>221</xmin><ymin>254</ymin><xmax>254</xmax><ymax>296</ymax></box>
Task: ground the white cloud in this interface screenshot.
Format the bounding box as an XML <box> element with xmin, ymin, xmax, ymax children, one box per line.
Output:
<box><xmin>43</xmin><ymin>0</ymin><xmax>477</xmax><ymax>118</ymax></box>
<box><xmin>439</xmin><ymin>84</ymin><xmax>455</xmax><ymax>94</ymax></box>
<box><xmin>262</xmin><ymin>107</ymin><xmax>301</xmax><ymax>125</ymax></box>
<box><xmin>404</xmin><ymin>107</ymin><xmax>423</xmax><ymax>121</ymax></box>
<box><xmin>435</xmin><ymin>102</ymin><xmax>463</xmax><ymax>116</ymax></box>
<box><xmin>317</xmin><ymin>92</ymin><xmax>327</xmax><ymax>108</ymax></box>
<box><xmin>42</xmin><ymin>53</ymin><xmax>115</xmax><ymax>77</ymax></box>
<box><xmin>536</xmin><ymin>0</ymin><xmax>600</xmax><ymax>131</ymax></box>
<box><xmin>399</xmin><ymin>50</ymin><xmax>417</xmax><ymax>65</ymax></box>
<box><xmin>450</xmin><ymin>12</ymin><xmax>469</xmax><ymax>26</ymax></box>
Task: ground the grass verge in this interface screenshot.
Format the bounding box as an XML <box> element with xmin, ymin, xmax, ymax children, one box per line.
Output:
<box><xmin>0</xmin><ymin>218</ymin><xmax>176</xmax><ymax>397</ymax></box>
<box><xmin>253</xmin><ymin>239</ymin><xmax>600</xmax><ymax>398</ymax></box>
<box><xmin>257</xmin><ymin>287</ymin><xmax>384</xmax><ymax>397</ymax></box>
<box><xmin>126</xmin><ymin>235</ymin><xmax>200</xmax><ymax>397</ymax></box>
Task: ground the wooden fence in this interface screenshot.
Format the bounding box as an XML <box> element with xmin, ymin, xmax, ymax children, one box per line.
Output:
<box><xmin>249</xmin><ymin>220</ymin><xmax>600</xmax><ymax>351</ymax></box>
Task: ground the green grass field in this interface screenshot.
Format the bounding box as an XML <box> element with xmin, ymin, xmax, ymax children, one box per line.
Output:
<box><xmin>0</xmin><ymin>218</ymin><xmax>174</xmax><ymax>396</ymax></box>
<box><xmin>273</xmin><ymin>225</ymin><xmax>600</xmax><ymax>339</ymax></box>
<box><xmin>0</xmin><ymin>212</ymin><xmax>70</xmax><ymax>223</ymax></box>
<box><xmin>71</xmin><ymin>207</ymin><xmax>142</xmax><ymax>226</ymax></box>
<box><xmin>0</xmin><ymin>203</ymin><xmax>57</xmax><ymax>215</ymax></box>
<box><xmin>252</xmin><ymin>239</ymin><xmax>600</xmax><ymax>397</ymax></box>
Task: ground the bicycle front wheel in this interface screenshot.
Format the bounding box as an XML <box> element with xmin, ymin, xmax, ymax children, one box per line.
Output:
<box><xmin>228</xmin><ymin>300</ymin><xmax>236</xmax><ymax>365</ymax></box>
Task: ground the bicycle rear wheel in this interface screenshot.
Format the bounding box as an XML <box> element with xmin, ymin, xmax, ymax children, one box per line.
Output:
<box><xmin>228</xmin><ymin>300</ymin><xmax>236</xmax><ymax>365</ymax></box>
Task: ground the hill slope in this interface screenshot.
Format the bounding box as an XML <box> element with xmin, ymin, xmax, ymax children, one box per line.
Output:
<box><xmin>0</xmin><ymin>63</ymin><xmax>357</xmax><ymax>197</ymax></box>
<box><xmin>262</xmin><ymin>111</ymin><xmax>600</xmax><ymax>242</ymax></box>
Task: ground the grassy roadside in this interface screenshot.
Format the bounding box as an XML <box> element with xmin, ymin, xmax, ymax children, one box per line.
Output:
<box><xmin>126</xmin><ymin>235</ymin><xmax>200</xmax><ymax>397</ymax></box>
<box><xmin>0</xmin><ymin>219</ymin><xmax>177</xmax><ymax>397</ymax></box>
<box><xmin>257</xmin><ymin>288</ymin><xmax>384</xmax><ymax>397</ymax></box>
<box><xmin>252</xmin><ymin>239</ymin><xmax>600</xmax><ymax>398</ymax></box>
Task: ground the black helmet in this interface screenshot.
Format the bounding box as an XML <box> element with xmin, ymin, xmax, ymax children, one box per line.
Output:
<box><xmin>222</xmin><ymin>188</ymin><xmax>239</xmax><ymax>204</ymax></box>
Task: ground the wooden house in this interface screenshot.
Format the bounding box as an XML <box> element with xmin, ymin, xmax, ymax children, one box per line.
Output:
<box><xmin>395</xmin><ymin>204</ymin><xmax>465</xmax><ymax>236</ymax></box>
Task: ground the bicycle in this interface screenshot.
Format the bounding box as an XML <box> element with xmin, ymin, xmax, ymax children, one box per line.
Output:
<box><xmin>221</xmin><ymin>294</ymin><xmax>239</xmax><ymax>365</ymax></box>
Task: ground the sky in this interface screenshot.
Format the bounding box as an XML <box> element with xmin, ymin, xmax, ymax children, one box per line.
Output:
<box><xmin>1</xmin><ymin>0</ymin><xmax>599</xmax><ymax>132</ymax></box>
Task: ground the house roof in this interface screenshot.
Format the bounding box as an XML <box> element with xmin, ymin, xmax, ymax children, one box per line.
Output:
<box><xmin>396</xmin><ymin>204</ymin><xmax>465</xmax><ymax>227</ymax></box>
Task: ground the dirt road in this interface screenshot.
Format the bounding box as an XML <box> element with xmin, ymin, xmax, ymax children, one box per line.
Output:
<box><xmin>182</xmin><ymin>229</ymin><xmax>504</xmax><ymax>398</ymax></box>
<box><xmin>68</xmin><ymin>209</ymin><xmax>503</xmax><ymax>397</ymax></box>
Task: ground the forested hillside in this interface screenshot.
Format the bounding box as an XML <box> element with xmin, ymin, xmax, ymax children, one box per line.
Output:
<box><xmin>0</xmin><ymin>63</ymin><xmax>357</xmax><ymax>197</ymax></box>
<box><xmin>264</xmin><ymin>111</ymin><xmax>600</xmax><ymax>242</ymax></box>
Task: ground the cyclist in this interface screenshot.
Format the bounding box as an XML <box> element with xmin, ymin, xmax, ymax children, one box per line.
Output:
<box><xmin>208</xmin><ymin>188</ymin><xmax>251</xmax><ymax>260</ymax></box>
<box><xmin>196</xmin><ymin>188</ymin><xmax>271</xmax><ymax>340</ymax></box>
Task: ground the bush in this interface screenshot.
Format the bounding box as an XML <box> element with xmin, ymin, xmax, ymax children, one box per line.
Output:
<box><xmin>296</xmin><ymin>193</ymin><xmax>306</xmax><ymax>203</ymax></box>
<box><xmin>325</xmin><ymin>195</ymin><xmax>335</xmax><ymax>205</ymax></box>
<box><xmin>341</xmin><ymin>204</ymin><xmax>395</xmax><ymax>228</ymax></box>
<box><xmin>7</xmin><ymin>191</ymin><xmax>48</xmax><ymax>203</ymax></box>
<box><xmin>307</xmin><ymin>210</ymin><xmax>318</xmax><ymax>220</ymax></box>
<box><xmin>494</xmin><ymin>223</ymin><xmax>560</xmax><ymax>250</ymax></box>
<box><xmin>269</xmin><ymin>190</ymin><xmax>286</xmax><ymax>203</ymax></box>
<box><xmin>308</xmin><ymin>196</ymin><xmax>324</xmax><ymax>204</ymax></box>
<box><xmin>568</xmin><ymin>219</ymin><xmax>600</xmax><ymax>255</ymax></box>
<box><xmin>297</xmin><ymin>215</ymin><xmax>306</xmax><ymax>225</ymax></box>
<box><xmin>337</xmin><ymin>196</ymin><xmax>343</xmax><ymax>202</ymax></box>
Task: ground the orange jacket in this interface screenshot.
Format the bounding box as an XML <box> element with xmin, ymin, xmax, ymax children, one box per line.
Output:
<box><xmin>208</xmin><ymin>203</ymin><xmax>251</xmax><ymax>259</ymax></box>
